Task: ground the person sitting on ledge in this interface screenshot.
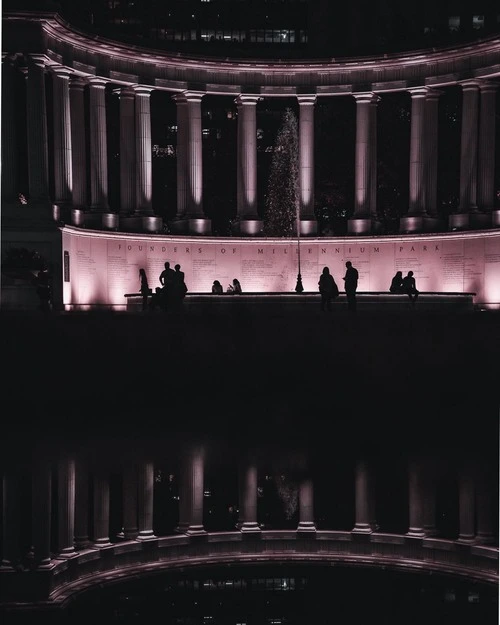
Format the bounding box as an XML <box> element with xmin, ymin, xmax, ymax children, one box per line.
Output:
<box><xmin>402</xmin><ymin>270</ymin><xmax>419</xmax><ymax>305</ymax></box>
<box><xmin>231</xmin><ymin>278</ymin><xmax>242</xmax><ymax>294</ymax></box>
<box><xmin>389</xmin><ymin>270</ymin><xmax>404</xmax><ymax>293</ymax></box>
<box><xmin>212</xmin><ymin>280</ymin><xmax>223</xmax><ymax>294</ymax></box>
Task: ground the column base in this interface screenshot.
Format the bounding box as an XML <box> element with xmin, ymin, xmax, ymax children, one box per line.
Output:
<box><xmin>297</xmin><ymin>522</ymin><xmax>317</xmax><ymax>532</ymax></box>
<box><xmin>492</xmin><ymin>209</ymin><xmax>500</xmax><ymax>227</ymax></box>
<box><xmin>102</xmin><ymin>212</ymin><xmax>119</xmax><ymax>230</ymax></box>
<box><xmin>189</xmin><ymin>218</ymin><xmax>212</xmax><ymax>235</ymax></box>
<box><xmin>168</xmin><ymin>218</ymin><xmax>189</xmax><ymax>234</ymax></box>
<box><xmin>475</xmin><ymin>533</ymin><xmax>496</xmax><ymax>545</ymax></box>
<box><xmin>399</xmin><ymin>215</ymin><xmax>425</xmax><ymax>234</ymax></box>
<box><xmin>347</xmin><ymin>218</ymin><xmax>373</xmax><ymax>235</ymax></box>
<box><xmin>54</xmin><ymin>548</ymin><xmax>79</xmax><ymax>559</ymax></box>
<box><xmin>176</xmin><ymin>524</ymin><xmax>207</xmax><ymax>536</ymax></box>
<box><xmin>423</xmin><ymin>527</ymin><xmax>439</xmax><ymax>537</ymax></box>
<box><xmin>74</xmin><ymin>538</ymin><xmax>91</xmax><ymax>550</ymax></box>
<box><xmin>448</xmin><ymin>213</ymin><xmax>470</xmax><ymax>231</ymax></box>
<box><xmin>352</xmin><ymin>524</ymin><xmax>373</xmax><ymax>534</ymax></box>
<box><xmin>233</xmin><ymin>218</ymin><xmax>264</xmax><ymax>236</ymax></box>
<box><xmin>293</xmin><ymin>219</ymin><xmax>318</xmax><ymax>236</ymax></box>
<box><xmin>142</xmin><ymin>216</ymin><xmax>164</xmax><ymax>233</ymax></box>
<box><xmin>36</xmin><ymin>559</ymin><xmax>57</xmax><ymax>570</ymax></box>
<box><xmin>457</xmin><ymin>534</ymin><xmax>475</xmax><ymax>544</ymax></box>
<box><xmin>469</xmin><ymin>211</ymin><xmax>492</xmax><ymax>229</ymax></box>
<box><xmin>93</xmin><ymin>539</ymin><xmax>112</xmax><ymax>548</ymax></box>
<box><xmin>71</xmin><ymin>208</ymin><xmax>85</xmax><ymax>227</ymax></box>
<box><xmin>137</xmin><ymin>531</ymin><xmax>157</xmax><ymax>541</ymax></box>
<box><xmin>406</xmin><ymin>528</ymin><xmax>425</xmax><ymax>538</ymax></box>
<box><xmin>240</xmin><ymin>522</ymin><xmax>261</xmax><ymax>533</ymax></box>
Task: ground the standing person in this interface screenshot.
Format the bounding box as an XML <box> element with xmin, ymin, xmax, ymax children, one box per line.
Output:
<box><xmin>35</xmin><ymin>266</ymin><xmax>52</xmax><ymax>313</ymax></box>
<box><xmin>402</xmin><ymin>270</ymin><xmax>419</xmax><ymax>306</ymax></box>
<box><xmin>171</xmin><ymin>263</ymin><xmax>188</xmax><ymax>311</ymax></box>
<box><xmin>159</xmin><ymin>261</ymin><xmax>176</xmax><ymax>311</ymax></box>
<box><xmin>389</xmin><ymin>271</ymin><xmax>404</xmax><ymax>293</ymax></box>
<box><xmin>139</xmin><ymin>268</ymin><xmax>151</xmax><ymax>311</ymax></box>
<box><xmin>343</xmin><ymin>260</ymin><xmax>359</xmax><ymax>313</ymax></box>
<box><xmin>318</xmin><ymin>266</ymin><xmax>339</xmax><ymax>312</ymax></box>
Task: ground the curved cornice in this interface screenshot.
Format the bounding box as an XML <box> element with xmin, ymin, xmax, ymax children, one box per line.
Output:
<box><xmin>3</xmin><ymin>11</ymin><xmax>500</xmax><ymax>96</ymax></box>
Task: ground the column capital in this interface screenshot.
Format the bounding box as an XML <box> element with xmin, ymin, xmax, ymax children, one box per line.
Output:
<box><xmin>131</xmin><ymin>84</ymin><xmax>154</xmax><ymax>96</ymax></box>
<box><xmin>297</xmin><ymin>95</ymin><xmax>317</xmax><ymax>105</ymax></box>
<box><xmin>353</xmin><ymin>92</ymin><xmax>378</xmax><ymax>104</ymax></box>
<box><xmin>27</xmin><ymin>54</ymin><xmax>51</xmax><ymax>69</ymax></box>
<box><xmin>478</xmin><ymin>80</ymin><xmax>499</xmax><ymax>93</ymax></box>
<box><xmin>112</xmin><ymin>86</ymin><xmax>135</xmax><ymax>98</ymax></box>
<box><xmin>426</xmin><ymin>88</ymin><xmax>444</xmax><ymax>100</ymax></box>
<box><xmin>235</xmin><ymin>94</ymin><xmax>262</xmax><ymax>106</ymax></box>
<box><xmin>50</xmin><ymin>64</ymin><xmax>73</xmax><ymax>79</ymax></box>
<box><xmin>174</xmin><ymin>90</ymin><xmax>205</xmax><ymax>104</ymax></box>
<box><xmin>407</xmin><ymin>86</ymin><xmax>429</xmax><ymax>99</ymax></box>
<box><xmin>87</xmin><ymin>76</ymin><xmax>108</xmax><ymax>89</ymax></box>
<box><xmin>70</xmin><ymin>75</ymin><xmax>87</xmax><ymax>90</ymax></box>
<box><xmin>458</xmin><ymin>79</ymin><xmax>482</xmax><ymax>91</ymax></box>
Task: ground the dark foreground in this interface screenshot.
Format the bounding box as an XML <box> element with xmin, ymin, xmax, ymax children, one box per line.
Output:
<box><xmin>2</xmin><ymin>306</ymin><xmax>499</xmax><ymax>454</ymax></box>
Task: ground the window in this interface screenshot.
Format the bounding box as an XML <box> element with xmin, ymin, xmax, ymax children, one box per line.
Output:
<box><xmin>472</xmin><ymin>15</ymin><xmax>484</xmax><ymax>30</ymax></box>
<box><xmin>448</xmin><ymin>16</ymin><xmax>460</xmax><ymax>32</ymax></box>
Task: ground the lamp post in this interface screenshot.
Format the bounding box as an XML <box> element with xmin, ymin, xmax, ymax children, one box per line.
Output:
<box><xmin>295</xmin><ymin>203</ymin><xmax>304</xmax><ymax>293</ymax></box>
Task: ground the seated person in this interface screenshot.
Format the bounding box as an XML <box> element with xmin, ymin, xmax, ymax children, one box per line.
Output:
<box><xmin>389</xmin><ymin>271</ymin><xmax>404</xmax><ymax>293</ymax></box>
<box><xmin>212</xmin><ymin>280</ymin><xmax>223</xmax><ymax>294</ymax></box>
<box><xmin>402</xmin><ymin>270</ymin><xmax>419</xmax><ymax>304</ymax></box>
<box><xmin>232</xmin><ymin>278</ymin><xmax>242</xmax><ymax>294</ymax></box>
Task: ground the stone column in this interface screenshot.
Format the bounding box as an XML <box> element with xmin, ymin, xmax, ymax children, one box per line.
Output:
<box><xmin>349</xmin><ymin>93</ymin><xmax>377</xmax><ymax>234</ymax></box>
<box><xmin>408</xmin><ymin>88</ymin><xmax>428</xmax><ymax>217</ymax></box>
<box><xmin>56</xmin><ymin>454</ymin><xmax>77</xmax><ymax>557</ymax></box>
<box><xmin>458</xmin><ymin>80</ymin><xmax>480</xmax><ymax>215</ymax></box>
<box><xmin>1</xmin><ymin>469</ymin><xmax>21</xmax><ymax>567</ymax></box>
<box><xmin>74</xmin><ymin>454</ymin><xmax>90</xmax><ymax>549</ymax></box>
<box><xmin>88</xmin><ymin>77</ymin><xmax>109</xmax><ymax>211</ymax></box>
<box><xmin>1</xmin><ymin>59</ymin><xmax>18</xmax><ymax>201</ymax></box>
<box><xmin>26</xmin><ymin>55</ymin><xmax>50</xmax><ymax>202</ymax></box>
<box><xmin>235</xmin><ymin>95</ymin><xmax>263</xmax><ymax>235</ymax></box>
<box><xmin>475</xmin><ymin>464</ymin><xmax>495</xmax><ymax>545</ymax></box>
<box><xmin>118</xmin><ymin>87</ymin><xmax>136</xmax><ymax>215</ymax></box>
<box><xmin>173</xmin><ymin>93</ymin><xmax>188</xmax><ymax>221</ymax></box>
<box><xmin>423</xmin><ymin>456</ymin><xmax>438</xmax><ymax>537</ymax></box>
<box><xmin>177</xmin><ymin>445</ymin><xmax>206</xmax><ymax>535</ymax></box>
<box><xmin>186</xmin><ymin>92</ymin><xmax>204</xmax><ymax>217</ymax></box>
<box><xmin>477</xmin><ymin>82</ymin><xmax>498</xmax><ymax>213</ymax></box>
<box><xmin>369</xmin><ymin>96</ymin><xmax>379</xmax><ymax>222</ymax></box>
<box><xmin>406</xmin><ymin>456</ymin><xmax>425</xmax><ymax>538</ymax></box>
<box><xmin>137</xmin><ymin>459</ymin><xmax>156</xmax><ymax>540</ymax></box>
<box><xmin>93</xmin><ymin>469</ymin><xmax>111</xmax><ymax>547</ymax></box>
<box><xmin>238</xmin><ymin>458</ymin><xmax>260</xmax><ymax>533</ymax></box>
<box><xmin>424</xmin><ymin>90</ymin><xmax>442</xmax><ymax>221</ymax></box>
<box><xmin>133</xmin><ymin>86</ymin><xmax>154</xmax><ymax>215</ymax></box>
<box><xmin>352</xmin><ymin>458</ymin><xmax>372</xmax><ymax>533</ymax></box>
<box><xmin>70</xmin><ymin>77</ymin><xmax>88</xmax><ymax>208</ymax></box>
<box><xmin>297</xmin><ymin>95</ymin><xmax>317</xmax><ymax>235</ymax></box>
<box><xmin>51</xmin><ymin>66</ymin><xmax>73</xmax><ymax>205</ymax></box>
<box><xmin>121</xmin><ymin>464</ymin><xmax>139</xmax><ymax>540</ymax></box>
<box><xmin>32</xmin><ymin>456</ymin><xmax>53</xmax><ymax>567</ymax></box>
<box><xmin>297</xmin><ymin>476</ymin><xmax>316</xmax><ymax>532</ymax></box>
<box><xmin>457</xmin><ymin>462</ymin><xmax>475</xmax><ymax>543</ymax></box>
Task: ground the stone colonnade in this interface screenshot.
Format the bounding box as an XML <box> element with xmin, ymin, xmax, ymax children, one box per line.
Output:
<box><xmin>2</xmin><ymin>54</ymin><xmax>499</xmax><ymax>236</ymax></box>
<box><xmin>1</xmin><ymin>445</ymin><xmax>495</xmax><ymax>570</ymax></box>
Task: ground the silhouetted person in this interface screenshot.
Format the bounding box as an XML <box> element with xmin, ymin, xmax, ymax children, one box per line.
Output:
<box><xmin>232</xmin><ymin>278</ymin><xmax>242</xmax><ymax>293</ymax></box>
<box><xmin>149</xmin><ymin>287</ymin><xmax>163</xmax><ymax>311</ymax></box>
<box><xmin>159</xmin><ymin>261</ymin><xmax>176</xmax><ymax>311</ymax></box>
<box><xmin>402</xmin><ymin>270</ymin><xmax>419</xmax><ymax>306</ymax></box>
<box><xmin>139</xmin><ymin>268</ymin><xmax>151</xmax><ymax>311</ymax></box>
<box><xmin>171</xmin><ymin>263</ymin><xmax>188</xmax><ymax>311</ymax></box>
<box><xmin>35</xmin><ymin>266</ymin><xmax>51</xmax><ymax>312</ymax></box>
<box><xmin>318</xmin><ymin>266</ymin><xmax>339</xmax><ymax>311</ymax></box>
<box><xmin>343</xmin><ymin>261</ymin><xmax>359</xmax><ymax>312</ymax></box>
<box><xmin>389</xmin><ymin>271</ymin><xmax>404</xmax><ymax>293</ymax></box>
<box><xmin>212</xmin><ymin>280</ymin><xmax>223</xmax><ymax>294</ymax></box>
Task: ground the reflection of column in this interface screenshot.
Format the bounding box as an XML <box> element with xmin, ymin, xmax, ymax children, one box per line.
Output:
<box><xmin>32</xmin><ymin>456</ymin><xmax>53</xmax><ymax>566</ymax></box>
<box><xmin>93</xmin><ymin>469</ymin><xmax>111</xmax><ymax>547</ymax></box>
<box><xmin>177</xmin><ymin>445</ymin><xmax>206</xmax><ymax>535</ymax></box>
<box><xmin>88</xmin><ymin>77</ymin><xmax>109</xmax><ymax>210</ymax></box>
<box><xmin>133</xmin><ymin>86</ymin><xmax>153</xmax><ymax>215</ymax></box>
<box><xmin>52</xmin><ymin>66</ymin><xmax>73</xmax><ymax>205</ymax></box>
<box><xmin>238</xmin><ymin>458</ymin><xmax>260</xmax><ymax>532</ymax></box>
<box><xmin>408</xmin><ymin>88</ymin><xmax>428</xmax><ymax>216</ymax></box>
<box><xmin>174</xmin><ymin>94</ymin><xmax>188</xmax><ymax>219</ymax></box>
<box><xmin>26</xmin><ymin>55</ymin><xmax>50</xmax><ymax>201</ymax></box>
<box><xmin>353</xmin><ymin>93</ymin><xmax>377</xmax><ymax>217</ymax></box>
<box><xmin>121</xmin><ymin>464</ymin><xmax>138</xmax><ymax>540</ymax></box>
<box><xmin>137</xmin><ymin>460</ymin><xmax>156</xmax><ymax>540</ymax></box>
<box><xmin>74</xmin><ymin>454</ymin><xmax>90</xmax><ymax>549</ymax></box>
<box><xmin>407</xmin><ymin>456</ymin><xmax>425</xmax><ymax>537</ymax></box>
<box><xmin>297</xmin><ymin>96</ymin><xmax>316</xmax><ymax>220</ymax></box>
<box><xmin>1</xmin><ymin>470</ymin><xmax>21</xmax><ymax>567</ymax></box>
<box><xmin>458</xmin><ymin>80</ymin><xmax>480</xmax><ymax>213</ymax></box>
<box><xmin>1</xmin><ymin>59</ymin><xmax>18</xmax><ymax>200</ymax></box>
<box><xmin>352</xmin><ymin>458</ymin><xmax>372</xmax><ymax>533</ymax></box>
<box><xmin>425</xmin><ymin>90</ymin><xmax>442</xmax><ymax>217</ymax></box>
<box><xmin>457</xmin><ymin>462</ymin><xmax>475</xmax><ymax>543</ymax></box>
<box><xmin>57</xmin><ymin>454</ymin><xmax>77</xmax><ymax>557</ymax></box>
<box><xmin>119</xmin><ymin>87</ymin><xmax>136</xmax><ymax>215</ymax></box>
<box><xmin>297</xmin><ymin>477</ymin><xmax>316</xmax><ymax>532</ymax></box>
<box><xmin>236</xmin><ymin>95</ymin><xmax>260</xmax><ymax>219</ymax></box>
<box><xmin>477</xmin><ymin>82</ymin><xmax>498</xmax><ymax>212</ymax></box>
<box><xmin>70</xmin><ymin>77</ymin><xmax>87</xmax><ymax>208</ymax></box>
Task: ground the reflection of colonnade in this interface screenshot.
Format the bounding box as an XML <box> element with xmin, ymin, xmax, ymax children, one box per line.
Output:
<box><xmin>2</xmin><ymin>51</ymin><xmax>499</xmax><ymax>236</ymax></box>
<box><xmin>1</xmin><ymin>443</ymin><xmax>496</xmax><ymax>571</ymax></box>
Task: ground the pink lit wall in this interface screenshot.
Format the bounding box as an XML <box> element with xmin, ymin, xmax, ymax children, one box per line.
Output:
<box><xmin>61</xmin><ymin>228</ymin><xmax>500</xmax><ymax>309</ymax></box>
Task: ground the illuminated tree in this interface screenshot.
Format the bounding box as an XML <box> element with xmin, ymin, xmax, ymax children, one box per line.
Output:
<box><xmin>263</xmin><ymin>107</ymin><xmax>299</xmax><ymax>237</ymax></box>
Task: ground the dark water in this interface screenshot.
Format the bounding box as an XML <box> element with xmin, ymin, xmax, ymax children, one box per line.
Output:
<box><xmin>63</xmin><ymin>564</ymin><xmax>498</xmax><ymax>625</ymax></box>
